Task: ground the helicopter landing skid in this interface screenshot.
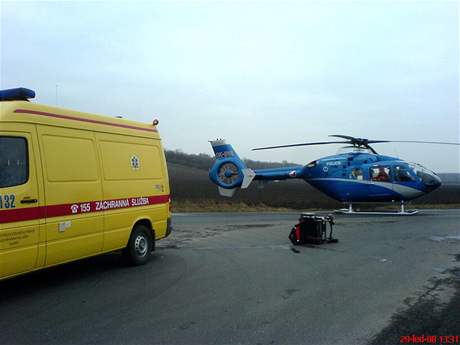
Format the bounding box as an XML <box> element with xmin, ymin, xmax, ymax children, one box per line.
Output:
<box><xmin>334</xmin><ymin>202</ymin><xmax>419</xmax><ymax>216</ymax></box>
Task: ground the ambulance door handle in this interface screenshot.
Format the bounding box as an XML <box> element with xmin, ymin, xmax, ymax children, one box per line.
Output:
<box><xmin>21</xmin><ymin>198</ymin><xmax>38</xmax><ymax>204</ymax></box>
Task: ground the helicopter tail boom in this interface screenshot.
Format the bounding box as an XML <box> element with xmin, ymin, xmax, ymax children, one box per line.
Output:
<box><xmin>209</xmin><ymin>139</ymin><xmax>304</xmax><ymax>197</ymax></box>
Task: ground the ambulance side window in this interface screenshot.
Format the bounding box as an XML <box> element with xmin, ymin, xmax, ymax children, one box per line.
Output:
<box><xmin>0</xmin><ymin>137</ymin><xmax>28</xmax><ymax>188</ymax></box>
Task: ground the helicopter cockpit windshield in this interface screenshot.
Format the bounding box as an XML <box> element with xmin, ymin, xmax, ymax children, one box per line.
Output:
<box><xmin>336</xmin><ymin>146</ymin><xmax>373</xmax><ymax>155</ymax></box>
<box><xmin>408</xmin><ymin>163</ymin><xmax>441</xmax><ymax>189</ymax></box>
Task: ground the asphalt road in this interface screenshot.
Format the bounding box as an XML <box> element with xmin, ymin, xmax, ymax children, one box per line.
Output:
<box><xmin>1</xmin><ymin>210</ymin><xmax>459</xmax><ymax>345</ymax></box>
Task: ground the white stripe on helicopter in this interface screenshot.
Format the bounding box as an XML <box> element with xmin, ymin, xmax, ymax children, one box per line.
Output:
<box><xmin>309</xmin><ymin>178</ymin><xmax>425</xmax><ymax>199</ymax></box>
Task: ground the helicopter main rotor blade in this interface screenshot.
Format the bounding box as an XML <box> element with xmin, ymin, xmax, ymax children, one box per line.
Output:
<box><xmin>252</xmin><ymin>135</ymin><xmax>460</xmax><ymax>152</ymax></box>
<box><xmin>329</xmin><ymin>134</ymin><xmax>357</xmax><ymax>141</ymax></box>
<box><xmin>330</xmin><ymin>135</ymin><xmax>459</xmax><ymax>146</ymax></box>
<box><xmin>329</xmin><ymin>134</ymin><xmax>390</xmax><ymax>144</ymax></box>
<box><xmin>363</xmin><ymin>140</ymin><xmax>391</xmax><ymax>144</ymax></box>
<box><xmin>252</xmin><ymin>141</ymin><xmax>349</xmax><ymax>151</ymax></box>
<box><xmin>373</xmin><ymin>140</ymin><xmax>460</xmax><ymax>145</ymax></box>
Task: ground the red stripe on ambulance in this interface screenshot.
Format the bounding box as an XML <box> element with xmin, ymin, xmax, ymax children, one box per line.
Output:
<box><xmin>13</xmin><ymin>109</ymin><xmax>157</xmax><ymax>133</ymax></box>
<box><xmin>0</xmin><ymin>195</ymin><xmax>170</xmax><ymax>224</ymax></box>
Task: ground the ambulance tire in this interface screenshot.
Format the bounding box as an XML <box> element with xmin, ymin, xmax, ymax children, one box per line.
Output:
<box><xmin>124</xmin><ymin>224</ymin><xmax>153</xmax><ymax>265</ymax></box>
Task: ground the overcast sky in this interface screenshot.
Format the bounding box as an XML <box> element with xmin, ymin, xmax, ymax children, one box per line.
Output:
<box><xmin>1</xmin><ymin>1</ymin><xmax>459</xmax><ymax>172</ymax></box>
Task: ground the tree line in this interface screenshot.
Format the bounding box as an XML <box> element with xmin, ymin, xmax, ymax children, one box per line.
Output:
<box><xmin>165</xmin><ymin>149</ymin><xmax>300</xmax><ymax>171</ymax></box>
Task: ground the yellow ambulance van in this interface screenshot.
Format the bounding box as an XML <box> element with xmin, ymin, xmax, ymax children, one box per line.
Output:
<box><xmin>0</xmin><ymin>88</ymin><xmax>171</xmax><ymax>280</ymax></box>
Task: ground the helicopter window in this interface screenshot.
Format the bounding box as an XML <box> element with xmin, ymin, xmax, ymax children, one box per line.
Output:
<box><xmin>395</xmin><ymin>166</ymin><xmax>415</xmax><ymax>182</ymax></box>
<box><xmin>351</xmin><ymin>168</ymin><xmax>363</xmax><ymax>180</ymax></box>
<box><xmin>409</xmin><ymin>163</ymin><xmax>438</xmax><ymax>184</ymax></box>
<box><xmin>370</xmin><ymin>166</ymin><xmax>391</xmax><ymax>182</ymax></box>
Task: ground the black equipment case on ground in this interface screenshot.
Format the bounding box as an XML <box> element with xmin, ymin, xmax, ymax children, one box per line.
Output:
<box><xmin>289</xmin><ymin>213</ymin><xmax>338</xmax><ymax>245</ymax></box>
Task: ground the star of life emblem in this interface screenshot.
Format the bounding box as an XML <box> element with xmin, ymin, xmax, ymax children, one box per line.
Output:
<box><xmin>131</xmin><ymin>155</ymin><xmax>140</xmax><ymax>169</ymax></box>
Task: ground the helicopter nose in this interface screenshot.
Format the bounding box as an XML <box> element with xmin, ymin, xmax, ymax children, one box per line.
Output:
<box><xmin>424</xmin><ymin>174</ymin><xmax>442</xmax><ymax>192</ymax></box>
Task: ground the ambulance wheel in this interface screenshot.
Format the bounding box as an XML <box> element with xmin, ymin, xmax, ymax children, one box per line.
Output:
<box><xmin>124</xmin><ymin>224</ymin><xmax>153</xmax><ymax>265</ymax></box>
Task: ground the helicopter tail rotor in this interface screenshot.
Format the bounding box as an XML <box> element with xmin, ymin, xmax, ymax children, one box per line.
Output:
<box><xmin>209</xmin><ymin>139</ymin><xmax>256</xmax><ymax>197</ymax></box>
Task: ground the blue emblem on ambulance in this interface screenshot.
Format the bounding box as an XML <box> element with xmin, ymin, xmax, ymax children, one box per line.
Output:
<box><xmin>131</xmin><ymin>155</ymin><xmax>140</xmax><ymax>169</ymax></box>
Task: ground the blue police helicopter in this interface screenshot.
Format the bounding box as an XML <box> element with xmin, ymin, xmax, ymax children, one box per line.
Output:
<box><xmin>208</xmin><ymin>135</ymin><xmax>459</xmax><ymax>215</ymax></box>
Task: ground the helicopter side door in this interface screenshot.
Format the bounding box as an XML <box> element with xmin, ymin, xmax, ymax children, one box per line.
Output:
<box><xmin>392</xmin><ymin>164</ymin><xmax>422</xmax><ymax>200</ymax></box>
<box><xmin>366</xmin><ymin>164</ymin><xmax>394</xmax><ymax>200</ymax></box>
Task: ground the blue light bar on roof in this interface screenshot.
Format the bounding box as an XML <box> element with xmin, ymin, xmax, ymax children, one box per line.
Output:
<box><xmin>0</xmin><ymin>88</ymin><xmax>36</xmax><ymax>101</ymax></box>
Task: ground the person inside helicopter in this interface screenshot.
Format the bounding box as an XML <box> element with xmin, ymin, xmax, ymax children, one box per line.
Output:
<box><xmin>395</xmin><ymin>166</ymin><xmax>415</xmax><ymax>182</ymax></box>
<box><xmin>351</xmin><ymin>168</ymin><xmax>363</xmax><ymax>180</ymax></box>
<box><xmin>371</xmin><ymin>166</ymin><xmax>390</xmax><ymax>182</ymax></box>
